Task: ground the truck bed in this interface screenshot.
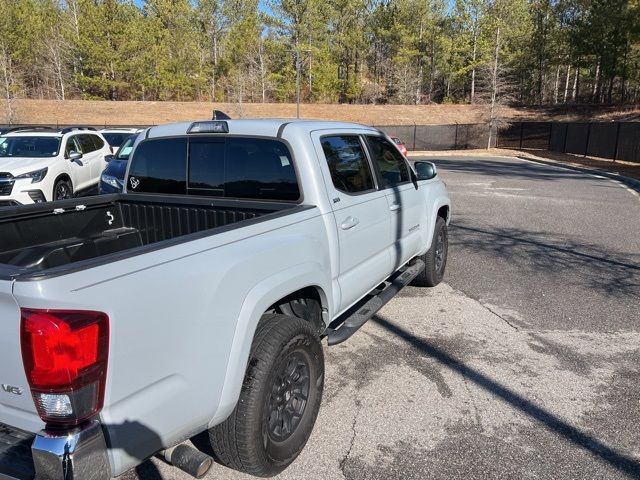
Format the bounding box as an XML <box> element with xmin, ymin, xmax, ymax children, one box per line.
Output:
<box><xmin>0</xmin><ymin>194</ymin><xmax>300</xmax><ymax>279</ymax></box>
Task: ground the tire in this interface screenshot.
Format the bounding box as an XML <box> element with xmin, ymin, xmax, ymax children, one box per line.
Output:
<box><xmin>412</xmin><ymin>216</ymin><xmax>448</xmax><ymax>287</ymax></box>
<box><xmin>53</xmin><ymin>178</ymin><xmax>73</xmax><ymax>200</ymax></box>
<box><xmin>209</xmin><ymin>314</ymin><xmax>324</xmax><ymax>477</ymax></box>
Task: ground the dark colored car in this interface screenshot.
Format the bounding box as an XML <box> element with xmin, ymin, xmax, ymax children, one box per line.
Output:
<box><xmin>99</xmin><ymin>134</ymin><xmax>139</xmax><ymax>193</ymax></box>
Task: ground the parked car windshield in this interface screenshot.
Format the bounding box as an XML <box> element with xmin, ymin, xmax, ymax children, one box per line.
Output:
<box><xmin>102</xmin><ymin>132</ymin><xmax>133</xmax><ymax>149</ymax></box>
<box><xmin>0</xmin><ymin>136</ymin><xmax>61</xmax><ymax>158</ymax></box>
<box><xmin>114</xmin><ymin>134</ymin><xmax>138</xmax><ymax>160</ymax></box>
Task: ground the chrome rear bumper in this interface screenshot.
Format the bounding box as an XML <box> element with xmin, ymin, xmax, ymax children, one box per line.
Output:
<box><xmin>0</xmin><ymin>421</ymin><xmax>110</xmax><ymax>480</ymax></box>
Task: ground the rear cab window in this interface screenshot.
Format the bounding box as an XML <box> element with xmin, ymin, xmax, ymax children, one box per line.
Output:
<box><xmin>127</xmin><ymin>137</ymin><xmax>187</xmax><ymax>194</ymax></box>
<box><xmin>127</xmin><ymin>136</ymin><xmax>300</xmax><ymax>201</ymax></box>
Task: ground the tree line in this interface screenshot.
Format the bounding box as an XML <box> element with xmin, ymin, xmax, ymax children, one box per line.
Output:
<box><xmin>1</xmin><ymin>0</ymin><xmax>639</xmax><ymax>111</ymax></box>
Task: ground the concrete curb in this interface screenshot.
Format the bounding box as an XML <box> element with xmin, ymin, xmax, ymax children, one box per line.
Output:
<box><xmin>514</xmin><ymin>154</ymin><xmax>640</xmax><ymax>193</ymax></box>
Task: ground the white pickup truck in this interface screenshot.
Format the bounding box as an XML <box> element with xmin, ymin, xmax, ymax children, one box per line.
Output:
<box><xmin>0</xmin><ymin>119</ymin><xmax>450</xmax><ymax>480</ymax></box>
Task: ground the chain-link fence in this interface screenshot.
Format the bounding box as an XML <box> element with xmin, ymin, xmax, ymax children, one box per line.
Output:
<box><xmin>4</xmin><ymin>121</ymin><xmax>639</xmax><ymax>161</ymax></box>
<box><xmin>2</xmin><ymin>122</ymin><xmax>496</xmax><ymax>152</ymax></box>
<box><xmin>375</xmin><ymin>123</ymin><xmax>494</xmax><ymax>151</ymax></box>
<box><xmin>498</xmin><ymin>121</ymin><xmax>640</xmax><ymax>163</ymax></box>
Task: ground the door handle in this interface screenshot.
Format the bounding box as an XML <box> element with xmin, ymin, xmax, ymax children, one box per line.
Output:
<box><xmin>389</xmin><ymin>202</ymin><xmax>401</xmax><ymax>211</ymax></box>
<box><xmin>341</xmin><ymin>216</ymin><xmax>360</xmax><ymax>230</ymax></box>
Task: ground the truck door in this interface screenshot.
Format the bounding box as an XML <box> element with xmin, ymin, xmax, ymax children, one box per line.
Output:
<box><xmin>364</xmin><ymin>134</ymin><xmax>423</xmax><ymax>270</ymax></box>
<box><xmin>312</xmin><ymin>133</ymin><xmax>393</xmax><ymax>311</ymax></box>
<box><xmin>0</xmin><ymin>280</ymin><xmax>41</xmax><ymax>433</ymax></box>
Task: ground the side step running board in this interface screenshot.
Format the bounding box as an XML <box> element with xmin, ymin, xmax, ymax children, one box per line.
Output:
<box><xmin>327</xmin><ymin>259</ymin><xmax>425</xmax><ymax>346</ymax></box>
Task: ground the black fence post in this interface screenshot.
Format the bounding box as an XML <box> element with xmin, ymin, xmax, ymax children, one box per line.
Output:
<box><xmin>454</xmin><ymin>123</ymin><xmax>459</xmax><ymax>149</ymax></box>
<box><xmin>613</xmin><ymin>122</ymin><xmax>622</xmax><ymax>162</ymax></box>
<box><xmin>563</xmin><ymin>123</ymin><xmax>569</xmax><ymax>153</ymax></box>
<box><xmin>584</xmin><ymin>122</ymin><xmax>592</xmax><ymax>157</ymax></box>
<box><xmin>547</xmin><ymin>122</ymin><xmax>552</xmax><ymax>151</ymax></box>
<box><xmin>519</xmin><ymin>122</ymin><xmax>524</xmax><ymax>150</ymax></box>
<box><xmin>413</xmin><ymin>123</ymin><xmax>417</xmax><ymax>151</ymax></box>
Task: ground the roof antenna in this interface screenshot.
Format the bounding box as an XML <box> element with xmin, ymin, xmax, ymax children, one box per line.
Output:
<box><xmin>212</xmin><ymin>110</ymin><xmax>231</xmax><ymax>120</ymax></box>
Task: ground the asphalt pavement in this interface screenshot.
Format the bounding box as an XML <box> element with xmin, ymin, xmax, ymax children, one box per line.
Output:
<box><xmin>125</xmin><ymin>155</ymin><xmax>640</xmax><ymax>480</ymax></box>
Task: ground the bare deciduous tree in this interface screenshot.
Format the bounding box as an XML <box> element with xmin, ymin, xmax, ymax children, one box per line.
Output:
<box><xmin>44</xmin><ymin>29</ymin><xmax>71</xmax><ymax>100</ymax></box>
<box><xmin>394</xmin><ymin>63</ymin><xmax>420</xmax><ymax>104</ymax></box>
<box><xmin>475</xmin><ymin>27</ymin><xmax>516</xmax><ymax>149</ymax></box>
<box><xmin>0</xmin><ymin>45</ymin><xmax>20</xmax><ymax>124</ymax></box>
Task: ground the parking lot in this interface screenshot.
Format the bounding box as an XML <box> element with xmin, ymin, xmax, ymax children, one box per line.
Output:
<box><xmin>117</xmin><ymin>155</ymin><xmax>638</xmax><ymax>479</ymax></box>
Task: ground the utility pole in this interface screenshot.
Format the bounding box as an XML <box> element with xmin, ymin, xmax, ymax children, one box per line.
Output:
<box><xmin>295</xmin><ymin>46</ymin><xmax>312</xmax><ymax>119</ymax></box>
<box><xmin>296</xmin><ymin>47</ymin><xmax>301</xmax><ymax>119</ymax></box>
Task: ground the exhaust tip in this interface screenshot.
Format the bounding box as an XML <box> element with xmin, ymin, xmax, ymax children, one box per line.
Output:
<box><xmin>164</xmin><ymin>444</ymin><xmax>214</xmax><ymax>479</ymax></box>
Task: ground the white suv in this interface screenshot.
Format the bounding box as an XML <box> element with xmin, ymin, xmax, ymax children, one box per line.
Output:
<box><xmin>0</xmin><ymin>126</ymin><xmax>112</xmax><ymax>206</ymax></box>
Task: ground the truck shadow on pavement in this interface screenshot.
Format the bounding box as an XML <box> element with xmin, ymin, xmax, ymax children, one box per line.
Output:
<box><xmin>451</xmin><ymin>223</ymin><xmax>640</xmax><ymax>299</ymax></box>
<box><xmin>104</xmin><ymin>421</ymin><xmax>165</xmax><ymax>480</ymax></box>
<box><xmin>371</xmin><ymin>314</ymin><xmax>640</xmax><ymax>478</ymax></box>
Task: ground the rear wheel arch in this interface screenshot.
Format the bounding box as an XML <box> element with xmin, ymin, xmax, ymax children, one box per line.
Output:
<box><xmin>437</xmin><ymin>204</ymin><xmax>450</xmax><ymax>223</ymax></box>
<box><xmin>211</xmin><ymin>271</ymin><xmax>331</xmax><ymax>426</ymax></box>
<box><xmin>269</xmin><ymin>286</ymin><xmax>329</xmax><ymax>336</ymax></box>
<box><xmin>210</xmin><ymin>313</ymin><xmax>324</xmax><ymax>476</ymax></box>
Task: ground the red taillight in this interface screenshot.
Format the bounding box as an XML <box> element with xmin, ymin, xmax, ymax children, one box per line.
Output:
<box><xmin>20</xmin><ymin>309</ymin><xmax>109</xmax><ymax>426</ymax></box>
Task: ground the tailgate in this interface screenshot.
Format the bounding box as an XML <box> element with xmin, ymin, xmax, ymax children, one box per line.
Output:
<box><xmin>0</xmin><ymin>281</ymin><xmax>41</xmax><ymax>434</ymax></box>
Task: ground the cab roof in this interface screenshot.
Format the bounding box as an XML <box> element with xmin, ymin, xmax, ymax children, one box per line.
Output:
<box><xmin>145</xmin><ymin>119</ymin><xmax>380</xmax><ymax>139</ymax></box>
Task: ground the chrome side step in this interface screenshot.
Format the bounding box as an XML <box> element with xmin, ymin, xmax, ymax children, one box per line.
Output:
<box><xmin>327</xmin><ymin>259</ymin><xmax>424</xmax><ymax>346</ymax></box>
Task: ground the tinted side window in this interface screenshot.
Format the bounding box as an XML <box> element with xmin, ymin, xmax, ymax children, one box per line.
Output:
<box><xmin>320</xmin><ymin>136</ymin><xmax>374</xmax><ymax>194</ymax></box>
<box><xmin>92</xmin><ymin>135</ymin><xmax>105</xmax><ymax>150</ymax></box>
<box><xmin>128</xmin><ymin>138</ymin><xmax>187</xmax><ymax>194</ymax></box>
<box><xmin>366</xmin><ymin>136</ymin><xmax>410</xmax><ymax>188</ymax></box>
<box><xmin>77</xmin><ymin>134</ymin><xmax>96</xmax><ymax>153</ymax></box>
<box><xmin>65</xmin><ymin>137</ymin><xmax>81</xmax><ymax>156</ymax></box>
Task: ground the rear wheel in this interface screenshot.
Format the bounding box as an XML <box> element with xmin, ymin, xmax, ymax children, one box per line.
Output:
<box><xmin>412</xmin><ymin>216</ymin><xmax>448</xmax><ymax>287</ymax></box>
<box><xmin>53</xmin><ymin>178</ymin><xmax>73</xmax><ymax>200</ymax></box>
<box><xmin>209</xmin><ymin>314</ymin><xmax>324</xmax><ymax>477</ymax></box>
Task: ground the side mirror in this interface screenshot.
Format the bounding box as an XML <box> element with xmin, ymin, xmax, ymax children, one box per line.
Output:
<box><xmin>414</xmin><ymin>161</ymin><xmax>437</xmax><ymax>181</ymax></box>
<box><xmin>69</xmin><ymin>151</ymin><xmax>82</xmax><ymax>161</ymax></box>
<box><xmin>104</xmin><ymin>154</ymin><xmax>115</xmax><ymax>163</ymax></box>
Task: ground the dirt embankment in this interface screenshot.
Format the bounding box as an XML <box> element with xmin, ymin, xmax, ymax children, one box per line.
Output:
<box><xmin>3</xmin><ymin>99</ymin><xmax>638</xmax><ymax>127</ymax></box>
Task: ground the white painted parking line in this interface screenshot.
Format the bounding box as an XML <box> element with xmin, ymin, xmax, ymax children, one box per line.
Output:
<box><xmin>515</xmin><ymin>156</ymin><xmax>640</xmax><ymax>201</ymax></box>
